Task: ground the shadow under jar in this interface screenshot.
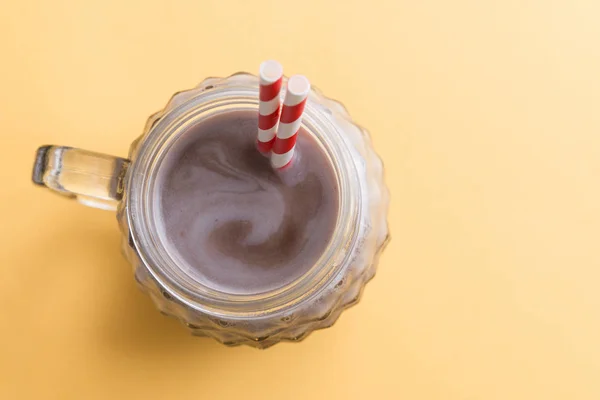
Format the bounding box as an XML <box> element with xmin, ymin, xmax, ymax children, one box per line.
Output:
<box><xmin>32</xmin><ymin>73</ymin><xmax>390</xmax><ymax>348</ymax></box>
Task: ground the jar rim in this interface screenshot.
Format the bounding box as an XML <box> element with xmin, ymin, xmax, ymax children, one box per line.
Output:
<box><xmin>127</xmin><ymin>74</ymin><xmax>362</xmax><ymax>318</ymax></box>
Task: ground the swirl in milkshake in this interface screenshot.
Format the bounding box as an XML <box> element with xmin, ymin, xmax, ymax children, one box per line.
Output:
<box><xmin>155</xmin><ymin>111</ymin><xmax>339</xmax><ymax>295</ymax></box>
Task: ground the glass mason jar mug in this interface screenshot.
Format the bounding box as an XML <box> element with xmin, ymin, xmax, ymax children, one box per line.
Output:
<box><xmin>32</xmin><ymin>73</ymin><xmax>390</xmax><ymax>348</ymax></box>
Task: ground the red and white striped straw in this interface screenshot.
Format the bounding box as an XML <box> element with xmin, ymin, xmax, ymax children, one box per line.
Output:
<box><xmin>257</xmin><ymin>60</ymin><xmax>284</xmax><ymax>153</ymax></box>
<box><xmin>271</xmin><ymin>75</ymin><xmax>311</xmax><ymax>169</ymax></box>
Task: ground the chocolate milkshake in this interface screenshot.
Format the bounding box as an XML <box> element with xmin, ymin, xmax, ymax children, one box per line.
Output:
<box><xmin>155</xmin><ymin>110</ymin><xmax>339</xmax><ymax>295</ymax></box>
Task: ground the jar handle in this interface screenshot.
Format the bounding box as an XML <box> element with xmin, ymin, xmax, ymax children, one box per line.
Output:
<box><xmin>32</xmin><ymin>145</ymin><xmax>130</xmax><ymax>211</ymax></box>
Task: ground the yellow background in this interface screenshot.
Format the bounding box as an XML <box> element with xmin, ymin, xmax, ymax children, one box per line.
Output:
<box><xmin>1</xmin><ymin>0</ymin><xmax>599</xmax><ymax>399</ymax></box>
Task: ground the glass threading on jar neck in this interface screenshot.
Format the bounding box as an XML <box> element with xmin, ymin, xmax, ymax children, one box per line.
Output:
<box><xmin>127</xmin><ymin>79</ymin><xmax>362</xmax><ymax>318</ymax></box>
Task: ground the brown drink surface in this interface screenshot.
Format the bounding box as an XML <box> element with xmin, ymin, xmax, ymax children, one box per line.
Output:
<box><xmin>156</xmin><ymin>111</ymin><xmax>339</xmax><ymax>295</ymax></box>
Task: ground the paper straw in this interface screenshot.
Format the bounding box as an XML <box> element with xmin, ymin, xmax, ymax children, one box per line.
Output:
<box><xmin>271</xmin><ymin>75</ymin><xmax>310</xmax><ymax>169</ymax></box>
<box><xmin>257</xmin><ymin>60</ymin><xmax>283</xmax><ymax>153</ymax></box>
